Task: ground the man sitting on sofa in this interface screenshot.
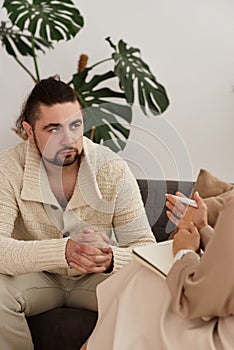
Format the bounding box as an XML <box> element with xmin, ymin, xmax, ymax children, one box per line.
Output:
<box><xmin>0</xmin><ymin>76</ymin><xmax>155</xmax><ymax>349</ymax></box>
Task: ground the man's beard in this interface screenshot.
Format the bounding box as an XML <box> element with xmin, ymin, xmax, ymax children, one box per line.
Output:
<box><xmin>43</xmin><ymin>146</ymin><xmax>82</xmax><ymax>167</ymax></box>
<box><xmin>34</xmin><ymin>137</ymin><xmax>83</xmax><ymax>167</ymax></box>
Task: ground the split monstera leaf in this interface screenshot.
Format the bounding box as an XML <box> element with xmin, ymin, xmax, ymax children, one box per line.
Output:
<box><xmin>0</xmin><ymin>0</ymin><xmax>169</xmax><ymax>151</ymax></box>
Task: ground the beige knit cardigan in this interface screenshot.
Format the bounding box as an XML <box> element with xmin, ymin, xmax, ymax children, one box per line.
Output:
<box><xmin>0</xmin><ymin>137</ymin><xmax>155</xmax><ymax>277</ymax></box>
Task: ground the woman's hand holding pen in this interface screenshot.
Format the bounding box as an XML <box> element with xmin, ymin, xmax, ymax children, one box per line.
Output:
<box><xmin>165</xmin><ymin>191</ymin><xmax>208</xmax><ymax>231</ymax></box>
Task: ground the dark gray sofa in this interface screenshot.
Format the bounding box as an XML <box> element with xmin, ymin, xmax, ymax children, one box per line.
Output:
<box><xmin>27</xmin><ymin>179</ymin><xmax>194</xmax><ymax>350</ymax></box>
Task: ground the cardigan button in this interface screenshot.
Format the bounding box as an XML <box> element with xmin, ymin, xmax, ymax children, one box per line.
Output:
<box><xmin>63</xmin><ymin>231</ymin><xmax>70</xmax><ymax>238</ymax></box>
<box><xmin>51</xmin><ymin>205</ymin><xmax>59</xmax><ymax>210</ymax></box>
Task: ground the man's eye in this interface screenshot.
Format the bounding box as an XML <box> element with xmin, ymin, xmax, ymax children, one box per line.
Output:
<box><xmin>49</xmin><ymin>127</ymin><xmax>60</xmax><ymax>133</ymax></box>
<box><xmin>71</xmin><ymin>122</ymin><xmax>81</xmax><ymax>129</ymax></box>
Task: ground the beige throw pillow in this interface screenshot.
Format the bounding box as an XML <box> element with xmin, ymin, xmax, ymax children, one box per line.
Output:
<box><xmin>191</xmin><ymin>168</ymin><xmax>233</xmax><ymax>198</ymax></box>
<box><xmin>191</xmin><ymin>169</ymin><xmax>233</xmax><ymax>227</ymax></box>
<box><xmin>168</xmin><ymin>169</ymin><xmax>233</xmax><ymax>239</ymax></box>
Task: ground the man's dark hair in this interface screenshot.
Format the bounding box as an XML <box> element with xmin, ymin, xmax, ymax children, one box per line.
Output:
<box><xmin>16</xmin><ymin>76</ymin><xmax>79</xmax><ymax>135</ymax></box>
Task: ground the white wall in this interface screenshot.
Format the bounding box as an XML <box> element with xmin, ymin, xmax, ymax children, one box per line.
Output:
<box><xmin>1</xmin><ymin>0</ymin><xmax>234</xmax><ymax>181</ymax></box>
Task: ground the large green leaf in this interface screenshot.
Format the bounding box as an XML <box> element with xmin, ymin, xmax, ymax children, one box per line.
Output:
<box><xmin>109</xmin><ymin>38</ymin><xmax>170</xmax><ymax>116</ymax></box>
<box><xmin>3</xmin><ymin>0</ymin><xmax>84</xmax><ymax>42</ymax></box>
<box><xmin>72</xmin><ymin>69</ymin><xmax>132</xmax><ymax>152</ymax></box>
<box><xmin>0</xmin><ymin>21</ymin><xmax>53</xmax><ymax>57</ymax></box>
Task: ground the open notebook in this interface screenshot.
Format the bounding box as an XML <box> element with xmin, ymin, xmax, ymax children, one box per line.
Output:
<box><xmin>133</xmin><ymin>240</ymin><xmax>174</xmax><ymax>279</ymax></box>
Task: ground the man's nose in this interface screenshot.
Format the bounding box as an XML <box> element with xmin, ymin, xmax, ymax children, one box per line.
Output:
<box><xmin>60</xmin><ymin>129</ymin><xmax>75</xmax><ymax>145</ymax></box>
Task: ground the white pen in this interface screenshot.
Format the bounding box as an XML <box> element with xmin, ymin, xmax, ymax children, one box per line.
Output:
<box><xmin>166</xmin><ymin>194</ymin><xmax>198</xmax><ymax>208</ymax></box>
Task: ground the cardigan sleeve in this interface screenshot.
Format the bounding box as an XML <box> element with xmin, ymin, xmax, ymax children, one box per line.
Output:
<box><xmin>110</xmin><ymin>161</ymin><xmax>156</xmax><ymax>272</ymax></box>
<box><xmin>0</xmin><ymin>172</ymin><xmax>68</xmax><ymax>275</ymax></box>
<box><xmin>166</xmin><ymin>194</ymin><xmax>234</xmax><ymax>320</ymax></box>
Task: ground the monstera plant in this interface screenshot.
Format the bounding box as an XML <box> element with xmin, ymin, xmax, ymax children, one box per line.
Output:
<box><xmin>0</xmin><ymin>0</ymin><xmax>170</xmax><ymax>152</ymax></box>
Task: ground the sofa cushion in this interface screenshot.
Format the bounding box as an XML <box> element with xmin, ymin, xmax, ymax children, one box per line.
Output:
<box><xmin>191</xmin><ymin>168</ymin><xmax>233</xmax><ymax>198</ymax></box>
<box><xmin>27</xmin><ymin>307</ymin><xmax>97</xmax><ymax>350</ymax></box>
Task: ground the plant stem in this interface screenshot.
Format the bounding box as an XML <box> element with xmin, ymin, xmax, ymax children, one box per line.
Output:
<box><xmin>90</xmin><ymin>126</ymin><xmax>96</xmax><ymax>141</ymax></box>
<box><xmin>14</xmin><ymin>57</ymin><xmax>38</xmax><ymax>83</ymax></box>
<box><xmin>89</xmin><ymin>57</ymin><xmax>112</xmax><ymax>70</ymax></box>
<box><xmin>67</xmin><ymin>57</ymin><xmax>113</xmax><ymax>86</ymax></box>
<box><xmin>31</xmin><ymin>35</ymin><xmax>40</xmax><ymax>82</ymax></box>
<box><xmin>33</xmin><ymin>54</ymin><xmax>40</xmax><ymax>82</ymax></box>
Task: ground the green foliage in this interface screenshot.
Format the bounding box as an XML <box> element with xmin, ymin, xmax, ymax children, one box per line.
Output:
<box><xmin>0</xmin><ymin>0</ymin><xmax>170</xmax><ymax>152</ymax></box>
<box><xmin>3</xmin><ymin>0</ymin><xmax>83</xmax><ymax>41</ymax></box>
<box><xmin>1</xmin><ymin>0</ymin><xmax>84</xmax><ymax>81</ymax></box>
<box><xmin>0</xmin><ymin>21</ymin><xmax>53</xmax><ymax>57</ymax></box>
<box><xmin>72</xmin><ymin>69</ymin><xmax>132</xmax><ymax>152</ymax></box>
<box><xmin>111</xmin><ymin>39</ymin><xmax>169</xmax><ymax>115</ymax></box>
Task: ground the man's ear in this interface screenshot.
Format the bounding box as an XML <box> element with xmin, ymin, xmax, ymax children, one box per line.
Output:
<box><xmin>22</xmin><ymin>122</ymin><xmax>34</xmax><ymax>143</ymax></box>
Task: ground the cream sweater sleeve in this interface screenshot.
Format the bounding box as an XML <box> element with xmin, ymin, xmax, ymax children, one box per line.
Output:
<box><xmin>0</xmin><ymin>173</ymin><xmax>68</xmax><ymax>275</ymax></box>
<box><xmin>111</xmin><ymin>162</ymin><xmax>156</xmax><ymax>272</ymax></box>
<box><xmin>0</xmin><ymin>237</ymin><xmax>69</xmax><ymax>275</ymax></box>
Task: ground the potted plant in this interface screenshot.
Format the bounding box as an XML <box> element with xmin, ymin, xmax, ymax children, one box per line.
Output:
<box><xmin>0</xmin><ymin>0</ymin><xmax>170</xmax><ymax>152</ymax></box>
